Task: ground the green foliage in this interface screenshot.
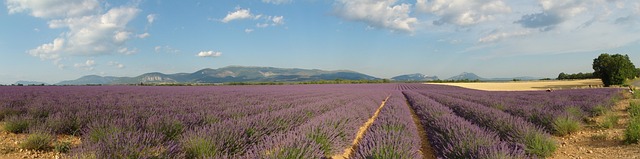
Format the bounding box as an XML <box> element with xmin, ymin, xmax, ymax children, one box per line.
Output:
<box><xmin>524</xmin><ymin>132</ymin><xmax>557</xmax><ymax>157</ymax></box>
<box><xmin>630</xmin><ymin>101</ymin><xmax>640</xmax><ymax>117</ymax></box>
<box><xmin>599</xmin><ymin>112</ymin><xmax>619</xmax><ymax>129</ymax></box>
<box><xmin>553</xmin><ymin>116</ymin><xmax>582</xmax><ymax>136</ymax></box>
<box><xmin>590</xmin><ymin>105</ymin><xmax>607</xmax><ymax>117</ymax></box>
<box><xmin>593</xmin><ymin>53</ymin><xmax>637</xmax><ymax>86</ymax></box>
<box><xmin>3</xmin><ymin>115</ymin><xmax>30</xmax><ymax>133</ymax></box>
<box><xmin>557</xmin><ymin>72</ymin><xmax>596</xmax><ymax>80</ymax></box>
<box><xmin>152</xmin><ymin>120</ymin><xmax>184</xmax><ymax>141</ymax></box>
<box><xmin>624</xmin><ymin>116</ymin><xmax>640</xmax><ymax>144</ymax></box>
<box><xmin>183</xmin><ymin>136</ymin><xmax>218</xmax><ymax>159</ymax></box>
<box><xmin>264</xmin><ymin>147</ymin><xmax>304</xmax><ymax>159</ymax></box>
<box><xmin>54</xmin><ymin>141</ymin><xmax>71</xmax><ymax>153</ymax></box>
<box><xmin>20</xmin><ymin>132</ymin><xmax>53</xmax><ymax>151</ymax></box>
<box><xmin>87</xmin><ymin>126</ymin><xmax>121</xmax><ymax>143</ymax></box>
<box><xmin>366</xmin><ymin>145</ymin><xmax>407</xmax><ymax>159</ymax></box>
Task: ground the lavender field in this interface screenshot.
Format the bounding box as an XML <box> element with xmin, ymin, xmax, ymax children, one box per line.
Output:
<box><xmin>0</xmin><ymin>84</ymin><xmax>621</xmax><ymax>158</ymax></box>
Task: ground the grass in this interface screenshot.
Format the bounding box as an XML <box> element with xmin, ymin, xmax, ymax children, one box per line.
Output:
<box><xmin>54</xmin><ymin>141</ymin><xmax>71</xmax><ymax>153</ymax></box>
<box><xmin>524</xmin><ymin>132</ymin><xmax>557</xmax><ymax>157</ymax></box>
<box><xmin>599</xmin><ymin>112</ymin><xmax>620</xmax><ymax>129</ymax></box>
<box><xmin>3</xmin><ymin>115</ymin><xmax>30</xmax><ymax>133</ymax></box>
<box><xmin>183</xmin><ymin>136</ymin><xmax>218</xmax><ymax>158</ymax></box>
<box><xmin>20</xmin><ymin>132</ymin><xmax>53</xmax><ymax>151</ymax></box>
<box><xmin>553</xmin><ymin>116</ymin><xmax>582</xmax><ymax>136</ymax></box>
<box><xmin>624</xmin><ymin>116</ymin><xmax>640</xmax><ymax>144</ymax></box>
<box><xmin>629</xmin><ymin>101</ymin><xmax>640</xmax><ymax>117</ymax></box>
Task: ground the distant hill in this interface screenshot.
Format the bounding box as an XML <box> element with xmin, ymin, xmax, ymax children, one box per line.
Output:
<box><xmin>56</xmin><ymin>66</ymin><xmax>379</xmax><ymax>85</ymax></box>
<box><xmin>447</xmin><ymin>72</ymin><xmax>483</xmax><ymax>80</ymax></box>
<box><xmin>446</xmin><ymin>72</ymin><xmax>543</xmax><ymax>81</ymax></box>
<box><xmin>391</xmin><ymin>73</ymin><xmax>439</xmax><ymax>81</ymax></box>
<box><xmin>14</xmin><ymin>81</ymin><xmax>48</xmax><ymax>85</ymax></box>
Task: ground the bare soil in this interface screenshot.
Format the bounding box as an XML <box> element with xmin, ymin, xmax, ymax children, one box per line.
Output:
<box><xmin>332</xmin><ymin>96</ymin><xmax>389</xmax><ymax>159</ymax></box>
<box><xmin>406</xmin><ymin>101</ymin><xmax>436</xmax><ymax>159</ymax></box>
<box><xmin>432</xmin><ymin>79</ymin><xmax>603</xmax><ymax>91</ymax></box>
<box><xmin>0</xmin><ymin>122</ymin><xmax>81</xmax><ymax>159</ymax></box>
<box><xmin>550</xmin><ymin>92</ymin><xmax>640</xmax><ymax>159</ymax></box>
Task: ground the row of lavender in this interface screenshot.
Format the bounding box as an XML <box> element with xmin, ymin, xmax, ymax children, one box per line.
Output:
<box><xmin>399</xmin><ymin>84</ymin><xmax>621</xmax><ymax>158</ymax></box>
<box><xmin>0</xmin><ymin>85</ymin><xmax>394</xmax><ymax>158</ymax></box>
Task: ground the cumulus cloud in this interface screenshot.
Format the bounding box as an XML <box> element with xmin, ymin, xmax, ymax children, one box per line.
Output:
<box><xmin>6</xmin><ymin>0</ymin><xmax>100</xmax><ymax>18</ymax></box>
<box><xmin>197</xmin><ymin>51</ymin><xmax>222</xmax><ymax>57</ymax></box>
<box><xmin>478</xmin><ymin>30</ymin><xmax>531</xmax><ymax>43</ymax></box>
<box><xmin>416</xmin><ymin>0</ymin><xmax>511</xmax><ymax>26</ymax></box>
<box><xmin>221</xmin><ymin>8</ymin><xmax>253</xmax><ymax>23</ymax></box>
<box><xmin>262</xmin><ymin>0</ymin><xmax>292</xmax><ymax>5</ymax></box>
<box><xmin>107</xmin><ymin>61</ymin><xmax>125</xmax><ymax>69</ymax></box>
<box><xmin>271</xmin><ymin>16</ymin><xmax>284</xmax><ymax>25</ymax></box>
<box><xmin>154</xmin><ymin>45</ymin><xmax>180</xmax><ymax>54</ymax></box>
<box><xmin>137</xmin><ymin>32</ymin><xmax>150</xmax><ymax>39</ymax></box>
<box><xmin>74</xmin><ymin>59</ymin><xmax>96</xmax><ymax>71</ymax></box>
<box><xmin>147</xmin><ymin>14</ymin><xmax>156</xmax><ymax>24</ymax></box>
<box><xmin>334</xmin><ymin>0</ymin><xmax>417</xmax><ymax>33</ymax></box>
<box><xmin>514</xmin><ymin>0</ymin><xmax>587</xmax><ymax>30</ymax></box>
<box><xmin>10</xmin><ymin>0</ymin><xmax>142</xmax><ymax>66</ymax></box>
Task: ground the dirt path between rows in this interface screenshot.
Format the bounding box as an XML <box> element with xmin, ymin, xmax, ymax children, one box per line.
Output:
<box><xmin>332</xmin><ymin>95</ymin><xmax>390</xmax><ymax>159</ymax></box>
<box><xmin>550</xmin><ymin>92</ymin><xmax>640</xmax><ymax>159</ymax></box>
<box><xmin>405</xmin><ymin>100</ymin><xmax>437</xmax><ymax>159</ymax></box>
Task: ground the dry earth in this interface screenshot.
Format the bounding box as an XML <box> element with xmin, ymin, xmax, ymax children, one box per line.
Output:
<box><xmin>436</xmin><ymin>79</ymin><xmax>640</xmax><ymax>159</ymax></box>
<box><xmin>431</xmin><ymin>79</ymin><xmax>603</xmax><ymax>91</ymax></box>
<box><xmin>549</xmin><ymin>93</ymin><xmax>640</xmax><ymax>159</ymax></box>
<box><xmin>0</xmin><ymin>122</ymin><xmax>80</xmax><ymax>159</ymax></box>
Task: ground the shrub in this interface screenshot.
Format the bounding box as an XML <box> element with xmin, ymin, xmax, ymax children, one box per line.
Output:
<box><xmin>624</xmin><ymin>117</ymin><xmax>640</xmax><ymax>144</ymax></box>
<box><xmin>590</xmin><ymin>105</ymin><xmax>607</xmax><ymax>117</ymax></box>
<box><xmin>54</xmin><ymin>141</ymin><xmax>71</xmax><ymax>153</ymax></box>
<box><xmin>553</xmin><ymin>116</ymin><xmax>581</xmax><ymax>136</ymax></box>
<box><xmin>599</xmin><ymin>112</ymin><xmax>619</xmax><ymax>129</ymax></box>
<box><xmin>3</xmin><ymin>115</ymin><xmax>31</xmax><ymax>133</ymax></box>
<box><xmin>183</xmin><ymin>136</ymin><xmax>218</xmax><ymax>158</ymax></box>
<box><xmin>46</xmin><ymin>113</ymin><xmax>81</xmax><ymax>135</ymax></box>
<box><xmin>20</xmin><ymin>132</ymin><xmax>53</xmax><ymax>151</ymax></box>
<box><xmin>630</xmin><ymin>101</ymin><xmax>640</xmax><ymax>117</ymax></box>
<box><xmin>524</xmin><ymin>132</ymin><xmax>556</xmax><ymax>157</ymax></box>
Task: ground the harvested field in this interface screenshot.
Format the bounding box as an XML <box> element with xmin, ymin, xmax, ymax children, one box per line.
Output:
<box><xmin>431</xmin><ymin>79</ymin><xmax>603</xmax><ymax>91</ymax></box>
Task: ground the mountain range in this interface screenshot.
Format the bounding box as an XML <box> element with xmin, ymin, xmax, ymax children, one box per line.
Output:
<box><xmin>56</xmin><ymin>66</ymin><xmax>379</xmax><ymax>85</ymax></box>
<box><xmin>21</xmin><ymin>66</ymin><xmax>544</xmax><ymax>85</ymax></box>
<box><xmin>391</xmin><ymin>73</ymin><xmax>439</xmax><ymax>81</ymax></box>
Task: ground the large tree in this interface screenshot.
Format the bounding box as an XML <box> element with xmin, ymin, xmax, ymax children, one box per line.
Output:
<box><xmin>592</xmin><ymin>53</ymin><xmax>636</xmax><ymax>86</ymax></box>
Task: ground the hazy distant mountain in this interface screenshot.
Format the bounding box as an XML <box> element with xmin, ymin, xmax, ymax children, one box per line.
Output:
<box><xmin>56</xmin><ymin>66</ymin><xmax>379</xmax><ymax>85</ymax></box>
<box><xmin>391</xmin><ymin>73</ymin><xmax>439</xmax><ymax>81</ymax></box>
<box><xmin>14</xmin><ymin>81</ymin><xmax>48</xmax><ymax>85</ymax></box>
<box><xmin>447</xmin><ymin>72</ymin><xmax>483</xmax><ymax>80</ymax></box>
<box><xmin>446</xmin><ymin>72</ymin><xmax>543</xmax><ymax>81</ymax></box>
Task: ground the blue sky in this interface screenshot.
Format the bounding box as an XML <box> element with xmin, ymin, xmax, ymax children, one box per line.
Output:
<box><xmin>1</xmin><ymin>0</ymin><xmax>640</xmax><ymax>84</ymax></box>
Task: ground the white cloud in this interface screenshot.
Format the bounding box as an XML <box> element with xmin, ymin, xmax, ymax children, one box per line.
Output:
<box><xmin>262</xmin><ymin>0</ymin><xmax>292</xmax><ymax>5</ymax></box>
<box><xmin>147</xmin><ymin>14</ymin><xmax>156</xmax><ymax>24</ymax></box>
<box><xmin>271</xmin><ymin>16</ymin><xmax>284</xmax><ymax>25</ymax></box>
<box><xmin>7</xmin><ymin>0</ymin><xmax>100</xmax><ymax>18</ymax></box>
<box><xmin>154</xmin><ymin>45</ymin><xmax>180</xmax><ymax>54</ymax></box>
<box><xmin>478</xmin><ymin>30</ymin><xmax>531</xmax><ymax>43</ymax></box>
<box><xmin>137</xmin><ymin>32</ymin><xmax>150</xmax><ymax>39</ymax></box>
<box><xmin>334</xmin><ymin>0</ymin><xmax>417</xmax><ymax>33</ymax></box>
<box><xmin>221</xmin><ymin>8</ymin><xmax>253</xmax><ymax>23</ymax></box>
<box><xmin>256</xmin><ymin>23</ymin><xmax>269</xmax><ymax>28</ymax></box>
<box><xmin>416</xmin><ymin>0</ymin><xmax>511</xmax><ymax>26</ymax></box>
<box><xmin>12</xmin><ymin>1</ymin><xmax>141</xmax><ymax>66</ymax></box>
<box><xmin>74</xmin><ymin>59</ymin><xmax>96</xmax><ymax>71</ymax></box>
<box><xmin>244</xmin><ymin>28</ymin><xmax>254</xmax><ymax>33</ymax></box>
<box><xmin>107</xmin><ymin>61</ymin><xmax>125</xmax><ymax>69</ymax></box>
<box><xmin>117</xmin><ymin>47</ymin><xmax>137</xmax><ymax>55</ymax></box>
<box><xmin>197</xmin><ymin>51</ymin><xmax>222</xmax><ymax>57</ymax></box>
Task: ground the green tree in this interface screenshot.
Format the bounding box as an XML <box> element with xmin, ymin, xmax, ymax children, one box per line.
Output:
<box><xmin>592</xmin><ymin>53</ymin><xmax>636</xmax><ymax>86</ymax></box>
